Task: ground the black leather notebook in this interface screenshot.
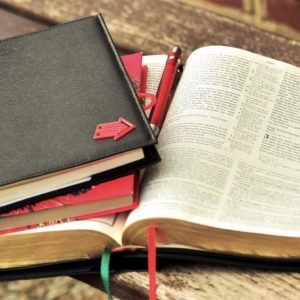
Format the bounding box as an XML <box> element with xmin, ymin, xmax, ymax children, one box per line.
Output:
<box><xmin>0</xmin><ymin>15</ymin><xmax>159</xmax><ymax>210</ymax></box>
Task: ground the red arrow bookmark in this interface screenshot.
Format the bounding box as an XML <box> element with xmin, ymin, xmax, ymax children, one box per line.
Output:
<box><xmin>94</xmin><ymin>117</ymin><xmax>136</xmax><ymax>141</ymax></box>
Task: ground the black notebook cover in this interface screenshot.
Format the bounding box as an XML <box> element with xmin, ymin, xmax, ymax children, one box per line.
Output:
<box><xmin>0</xmin><ymin>15</ymin><xmax>158</xmax><ymax>190</ymax></box>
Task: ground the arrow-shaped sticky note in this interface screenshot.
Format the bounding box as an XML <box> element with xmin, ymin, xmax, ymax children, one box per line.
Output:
<box><xmin>93</xmin><ymin>117</ymin><xmax>136</xmax><ymax>141</ymax></box>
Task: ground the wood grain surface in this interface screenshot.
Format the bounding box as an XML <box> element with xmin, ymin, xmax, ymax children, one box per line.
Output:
<box><xmin>0</xmin><ymin>1</ymin><xmax>300</xmax><ymax>299</ymax></box>
<box><xmin>110</xmin><ymin>264</ymin><xmax>300</xmax><ymax>300</ymax></box>
<box><xmin>0</xmin><ymin>0</ymin><xmax>300</xmax><ymax>65</ymax></box>
<box><xmin>0</xmin><ymin>7</ymin><xmax>46</xmax><ymax>39</ymax></box>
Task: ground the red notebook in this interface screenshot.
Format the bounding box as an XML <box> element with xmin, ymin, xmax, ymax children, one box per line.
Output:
<box><xmin>0</xmin><ymin>174</ymin><xmax>139</xmax><ymax>234</ymax></box>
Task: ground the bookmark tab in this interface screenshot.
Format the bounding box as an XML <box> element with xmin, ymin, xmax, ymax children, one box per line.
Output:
<box><xmin>100</xmin><ymin>246</ymin><xmax>112</xmax><ymax>300</ymax></box>
<box><xmin>138</xmin><ymin>93</ymin><xmax>157</xmax><ymax>111</ymax></box>
<box><xmin>148</xmin><ymin>224</ymin><xmax>157</xmax><ymax>300</ymax></box>
<box><xmin>94</xmin><ymin>117</ymin><xmax>136</xmax><ymax>141</ymax></box>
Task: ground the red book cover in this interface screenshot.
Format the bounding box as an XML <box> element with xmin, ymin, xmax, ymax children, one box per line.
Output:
<box><xmin>0</xmin><ymin>174</ymin><xmax>139</xmax><ymax>235</ymax></box>
<box><xmin>1</xmin><ymin>175</ymin><xmax>134</xmax><ymax>217</ymax></box>
<box><xmin>121</xmin><ymin>52</ymin><xmax>143</xmax><ymax>93</ymax></box>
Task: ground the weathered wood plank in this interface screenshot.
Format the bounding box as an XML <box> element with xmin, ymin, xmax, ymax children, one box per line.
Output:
<box><xmin>0</xmin><ymin>7</ymin><xmax>46</xmax><ymax>40</ymax></box>
<box><xmin>0</xmin><ymin>0</ymin><xmax>299</xmax><ymax>66</ymax></box>
<box><xmin>0</xmin><ymin>276</ymin><xmax>108</xmax><ymax>300</ymax></box>
<box><xmin>109</xmin><ymin>264</ymin><xmax>300</xmax><ymax>300</ymax></box>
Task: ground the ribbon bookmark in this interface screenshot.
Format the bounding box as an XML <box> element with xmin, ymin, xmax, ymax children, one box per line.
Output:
<box><xmin>100</xmin><ymin>246</ymin><xmax>112</xmax><ymax>300</ymax></box>
<box><xmin>101</xmin><ymin>228</ymin><xmax>157</xmax><ymax>300</ymax></box>
<box><xmin>148</xmin><ymin>224</ymin><xmax>157</xmax><ymax>300</ymax></box>
<box><xmin>138</xmin><ymin>92</ymin><xmax>157</xmax><ymax>111</ymax></box>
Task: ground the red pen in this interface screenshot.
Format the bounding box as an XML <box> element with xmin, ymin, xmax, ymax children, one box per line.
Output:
<box><xmin>150</xmin><ymin>47</ymin><xmax>182</xmax><ymax>136</ymax></box>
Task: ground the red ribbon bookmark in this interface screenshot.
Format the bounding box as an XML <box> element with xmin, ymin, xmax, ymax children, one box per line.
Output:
<box><xmin>148</xmin><ymin>224</ymin><xmax>157</xmax><ymax>300</ymax></box>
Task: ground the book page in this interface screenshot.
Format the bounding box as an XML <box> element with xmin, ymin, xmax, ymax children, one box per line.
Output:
<box><xmin>0</xmin><ymin>213</ymin><xmax>129</xmax><ymax>268</ymax></box>
<box><xmin>126</xmin><ymin>46</ymin><xmax>300</xmax><ymax>237</ymax></box>
<box><xmin>142</xmin><ymin>55</ymin><xmax>167</xmax><ymax>117</ymax></box>
<box><xmin>142</xmin><ymin>55</ymin><xmax>167</xmax><ymax>95</ymax></box>
<box><xmin>10</xmin><ymin>213</ymin><xmax>127</xmax><ymax>245</ymax></box>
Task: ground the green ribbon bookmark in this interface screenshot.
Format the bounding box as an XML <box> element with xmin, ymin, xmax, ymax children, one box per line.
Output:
<box><xmin>100</xmin><ymin>246</ymin><xmax>112</xmax><ymax>300</ymax></box>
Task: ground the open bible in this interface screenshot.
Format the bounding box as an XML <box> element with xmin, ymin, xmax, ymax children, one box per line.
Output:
<box><xmin>1</xmin><ymin>46</ymin><xmax>300</xmax><ymax>271</ymax></box>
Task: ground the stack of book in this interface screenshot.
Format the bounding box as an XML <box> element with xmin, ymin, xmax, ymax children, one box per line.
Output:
<box><xmin>1</xmin><ymin>13</ymin><xmax>300</xmax><ymax>286</ymax></box>
<box><xmin>0</xmin><ymin>15</ymin><xmax>160</xmax><ymax>235</ymax></box>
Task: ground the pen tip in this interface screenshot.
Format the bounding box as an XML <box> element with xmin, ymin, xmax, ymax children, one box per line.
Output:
<box><xmin>172</xmin><ymin>47</ymin><xmax>182</xmax><ymax>55</ymax></box>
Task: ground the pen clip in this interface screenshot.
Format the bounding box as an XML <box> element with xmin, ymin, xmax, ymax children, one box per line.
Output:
<box><xmin>138</xmin><ymin>92</ymin><xmax>157</xmax><ymax>111</ymax></box>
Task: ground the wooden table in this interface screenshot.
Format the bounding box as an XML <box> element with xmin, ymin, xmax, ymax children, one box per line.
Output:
<box><xmin>0</xmin><ymin>1</ymin><xmax>300</xmax><ymax>299</ymax></box>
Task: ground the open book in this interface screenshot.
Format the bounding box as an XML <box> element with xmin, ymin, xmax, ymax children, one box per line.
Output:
<box><xmin>1</xmin><ymin>46</ymin><xmax>300</xmax><ymax>269</ymax></box>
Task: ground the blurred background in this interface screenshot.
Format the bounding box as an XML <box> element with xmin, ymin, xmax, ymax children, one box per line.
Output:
<box><xmin>178</xmin><ymin>0</ymin><xmax>300</xmax><ymax>41</ymax></box>
<box><xmin>0</xmin><ymin>0</ymin><xmax>300</xmax><ymax>51</ymax></box>
<box><xmin>0</xmin><ymin>0</ymin><xmax>299</xmax><ymax>299</ymax></box>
